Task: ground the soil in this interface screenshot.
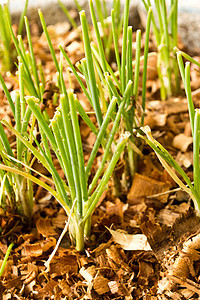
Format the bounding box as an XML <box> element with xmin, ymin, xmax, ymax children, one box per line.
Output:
<box><xmin>1</xmin><ymin>7</ymin><xmax>200</xmax><ymax>300</ymax></box>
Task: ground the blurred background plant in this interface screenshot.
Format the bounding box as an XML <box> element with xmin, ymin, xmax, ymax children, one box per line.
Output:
<box><xmin>138</xmin><ymin>58</ymin><xmax>200</xmax><ymax>217</ymax></box>
<box><xmin>0</xmin><ymin>0</ymin><xmax>29</xmax><ymax>72</ymax></box>
<box><xmin>142</xmin><ymin>0</ymin><xmax>179</xmax><ymax>100</ymax></box>
<box><xmin>58</xmin><ymin>0</ymin><xmax>123</xmax><ymax>61</ymax></box>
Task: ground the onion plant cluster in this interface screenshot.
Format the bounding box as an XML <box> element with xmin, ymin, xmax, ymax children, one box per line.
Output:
<box><xmin>2</xmin><ymin>89</ymin><xmax>130</xmax><ymax>251</ymax></box>
<box><xmin>138</xmin><ymin>57</ymin><xmax>200</xmax><ymax>217</ymax></box>
<box><xmin>142</xmin><ymin>0</ymin><xmax>179</xmax><ymax>100</ymax></box>
<box><xmin>0</xmin><ymin>7</ymin><xmax>132</xmax><ymax>251</ymax></box>
<box><xmin>0</xmin><ymin>0</ymin><xmax>152</xmax><ymax>251</ymax></box>
<box><xmin>0</xmin><ymin>8</ymin><xmax>51</xmax><ymax>222</ymax></box>
<box><xmin>0</xmin><ymin>66</ymin><xmax>34</xmax><ymax>223</ymax></box>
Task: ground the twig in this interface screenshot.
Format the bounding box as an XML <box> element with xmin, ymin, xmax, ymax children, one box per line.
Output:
<box><xmin>44</xmin><ymin>199</ymin><xmax>77</xmax><ymax>272</ymax></box>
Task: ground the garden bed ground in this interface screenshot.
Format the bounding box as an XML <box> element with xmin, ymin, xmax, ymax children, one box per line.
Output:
<box><xmin>1</xmin><ymin>5</ymin><xmax>200</xmax><ymax>300</ymax></box>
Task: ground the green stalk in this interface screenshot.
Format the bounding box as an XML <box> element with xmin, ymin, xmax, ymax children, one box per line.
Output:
<box><xmin>18</xmin><ymin>62</ymin><xmax>25</xmax><ymax>118</ymax></box>
<box><xmin>68</xmin><ymin>90</ymin><xmax>88</xmax><ymax>204</ymax></box>
<box><xmin>58</xmin><ymin>0</ymin><xmax>78</xmax><ymax>29</ymax></box>
<box><xmin>155</xmin><ymin>0</ymin><xmax>163</xmax><ymax>34</ymax></box>
<box><xmin>82</xmin><ymin>132</ymin><xmax>130</xmax><ymax>223</ymax></box>
<box><xmin>104</xmin><ymin>73</ymin><xmax>131</xmax><ymax>131</ymax></box>
<box><xmin>14</xmin><ymin>92</ymin><xmax>21</xmax><ymax>165</ymax></box>
<box><xmin>160</xmin><ymin>0</ymin><xmax>172</xmax><ymax>96</ymax></box>
<box><xmin>171</xmin><ymin>0</ymin><xmax>179</xmax><ymax>94</ymax></box>
<box><xmin>141</xmin><ymin>7</ymin><xmax>152</xmax><ymax>125</ymax></box>
<box><xmin>5</xmin><ymin>103</ymin><xmax>62</xmax><ymax>206</ymax></box>
<box><xmin>0</xmin><ymin>73</ymin><xmax>15</xmax><ymax>116</ymax></box>
<box><xmin>74</xmin><ymin>0</ymin><xmax>82</xmax><ymax>11</ymax></box>
<box><xmin>0</xmin><ymin>4</ymin><xmax>12</xmax><ymax>71</ymax></box>
<box><xmin>91</xmin><ymin>43</ymin><xmax>121</xmax><ymax>92</ymax></box>
<box><xmin>138</xmin><ymin>126</ymin><xmax>200</xmax><ymax>215</ymax></box>
<box><xmin>59</xmin><ymin>53</ymin><xmax>69</xmax><ymax>105</ymax></box>
<box><xmin>88</xmin><ymin>97</ymin><xmax>127</xmax><ymax>195</ymax></box>
<box><xmin>0</xmin><ymin>138</ymin><xmax>14</xmax><ymax>203</ymax></box>
<box><xmin>38</xmin><ymin>125</ymin><xmax>70</xmax><ymax>208</ymax></box>
<box><xmin>157</xmin><ymin>44</ymin><xmax>166</xmax><ymax>100</ymax></box>
<box><xmin>142</xmin><ymin>0</ymin><xmax>160</xmax><ymax>46</ymax></box>
<box><xmin>59</xmin><ymin>45</ymin><xmax>93</xmax><ymax>105</ymax></box>
<box><xmin>80</xmin><ymin>10</ymin><xmax>103</xmax><ymax>127</ymax></box>
<box><xmin>0</xmin><ymin>123</ymin><xmax>13</xmax><ymax>158</ymax></box>
<box><xmin>93</xmin><ymin>58</ymin><xmax>108</xmax><ymax>111</ymax></box>
<box><xmin>0</xmin><ymin>242</ymin><xmax>14</xmax><ymax>277</ymax></box>
<box><xmin>71</xmin><ymin>219</ymin><xmax>85</xmax><ymax>252</ymax></box>
<box><xmin>111</xmin><ymin>9</ymin><xmax>121</xmax><ymax>80</ymax></box>
<box><xmin>94</xmin><ymin>0</ymin><xmax>107</xmax><ymax>49</ymax></box>
<box><xmin>51</xmin><ymin>114</ymin><xmax>76</xmax><ymax>201</ymax></box>
<box><xmin>121</xmin><ymin>0</ymin><xmax>130</xmax><ymax>93</ymax></box>
<box><xmin>90</xmin><ymin>0</ymin><xmax>107</xmax><ymax>73</ymax></box>
<box><xmin>38</xmin><ymin>9</ymin><xmax>60</xmax><ymax>73</ymax></box>
<box><xmin>18</xmin><ymin>63</ymin><xmax>26</xmax><ymax>163</ymax></box>
<box><xmin>26</xmin><ymin>98</ymin><xmax>57</xmax><ymax>149</ymax></box>
<box><xmin>178</xmin><ymin>51</ymin><xmax>200</xmax><ymax>68</ymax></box>
<box><xmin>85</xmin><ymin>96</ymin><xmax>117</xmax><ymax>178</ymax></box>
<box><xmin>133</xmin><ymin>29</ymin><xmax>141</xmax><ymax>102</ymax></box>
<box><xmin>60</xmin><ymin>94</ymin><xmax>82</xmax><ymax>217</ymax></box>
<box><xmin>185</xmin><ymin>62</ymin><xmax>195</xmax><ymax>136</ymax></box>
<box><xmin>176</xmin><ymin>51</ymin><xmax>185</xmax><ymax>82</ymax></box>
<box><xmin>24</xmin><ymin>16</ymin><xmax>40</xmax><ymax>96</ymax></box>
<box><xmin>17</xmin><ymin>35</ymin><xmax>26</xmax><ymax>60</ymax></box>
<box><xmin>76</xmin><ymin>58</ymin><xmax>92</xmax><ymax>98</ymax></box>
<box><xmin>147</xmin><ymin>0</ymin><xmax>166</xmax><ymax>100</ymax></box>
<box><xmin>0</xmin><ymin>6</ymin><xmax>9</xmax><ymax>48</ymax></box>
<box><xmin>54</xmin><ymin>110</ymin><xmax>76</xmax><ymax>200</ymax></box>
<box><xmin>74</xmin><ymin>99</ymin><xmax>98</xmax><ymax>135</ymax></box>
<box><xmin>126</xmin><ymin>26</ymin><xmax>133</xmax><ymax>88</ymax></box>
<box><xmin>38</xmin><ymin>61</ymin><xmax>45</xmax><ymax>88</ymax></box>
<box><xmin>113</xmin><ymin>0</ymin><xmax>120</xmax><ymax>22</ymax></box>
<box><xmin>193</xmin><ymin>109</ymin><xmax>200</xmax><ymax>203</ymax></box>
<box><xmin>18</xmin><ymin>0</ymin><xmax>29</xmax><ymax>36</ymax></box>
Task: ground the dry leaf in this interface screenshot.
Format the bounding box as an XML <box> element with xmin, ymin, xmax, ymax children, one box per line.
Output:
<box><xmin>127</xmin><ymin>173</ymin><xmax>171</xmax><ymax>204</ymax></box>
<box><xmin>36</xmin><ymin>218</ymin><xmax>57</xmax><ymax>237</ymax></box>
<box><xmin>106</xmin><ymin>227</ymin><xmax>151</xmax><ymax>251</ymax></box>
<box><xmin>22</xmin><ymin>243</ymin><xmax>43</xmax><ymax>257</ymax></box>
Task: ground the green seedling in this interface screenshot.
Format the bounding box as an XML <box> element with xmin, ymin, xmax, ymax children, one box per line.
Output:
<box><xmin>142</xmin><ymin>0</ymin><xmax>179</xmax><ymax>100</ymax></box>
<box><xmin>138</xmin><ymin>61</ymin><xmax>200</xmax><ymax>216</ymax></box>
